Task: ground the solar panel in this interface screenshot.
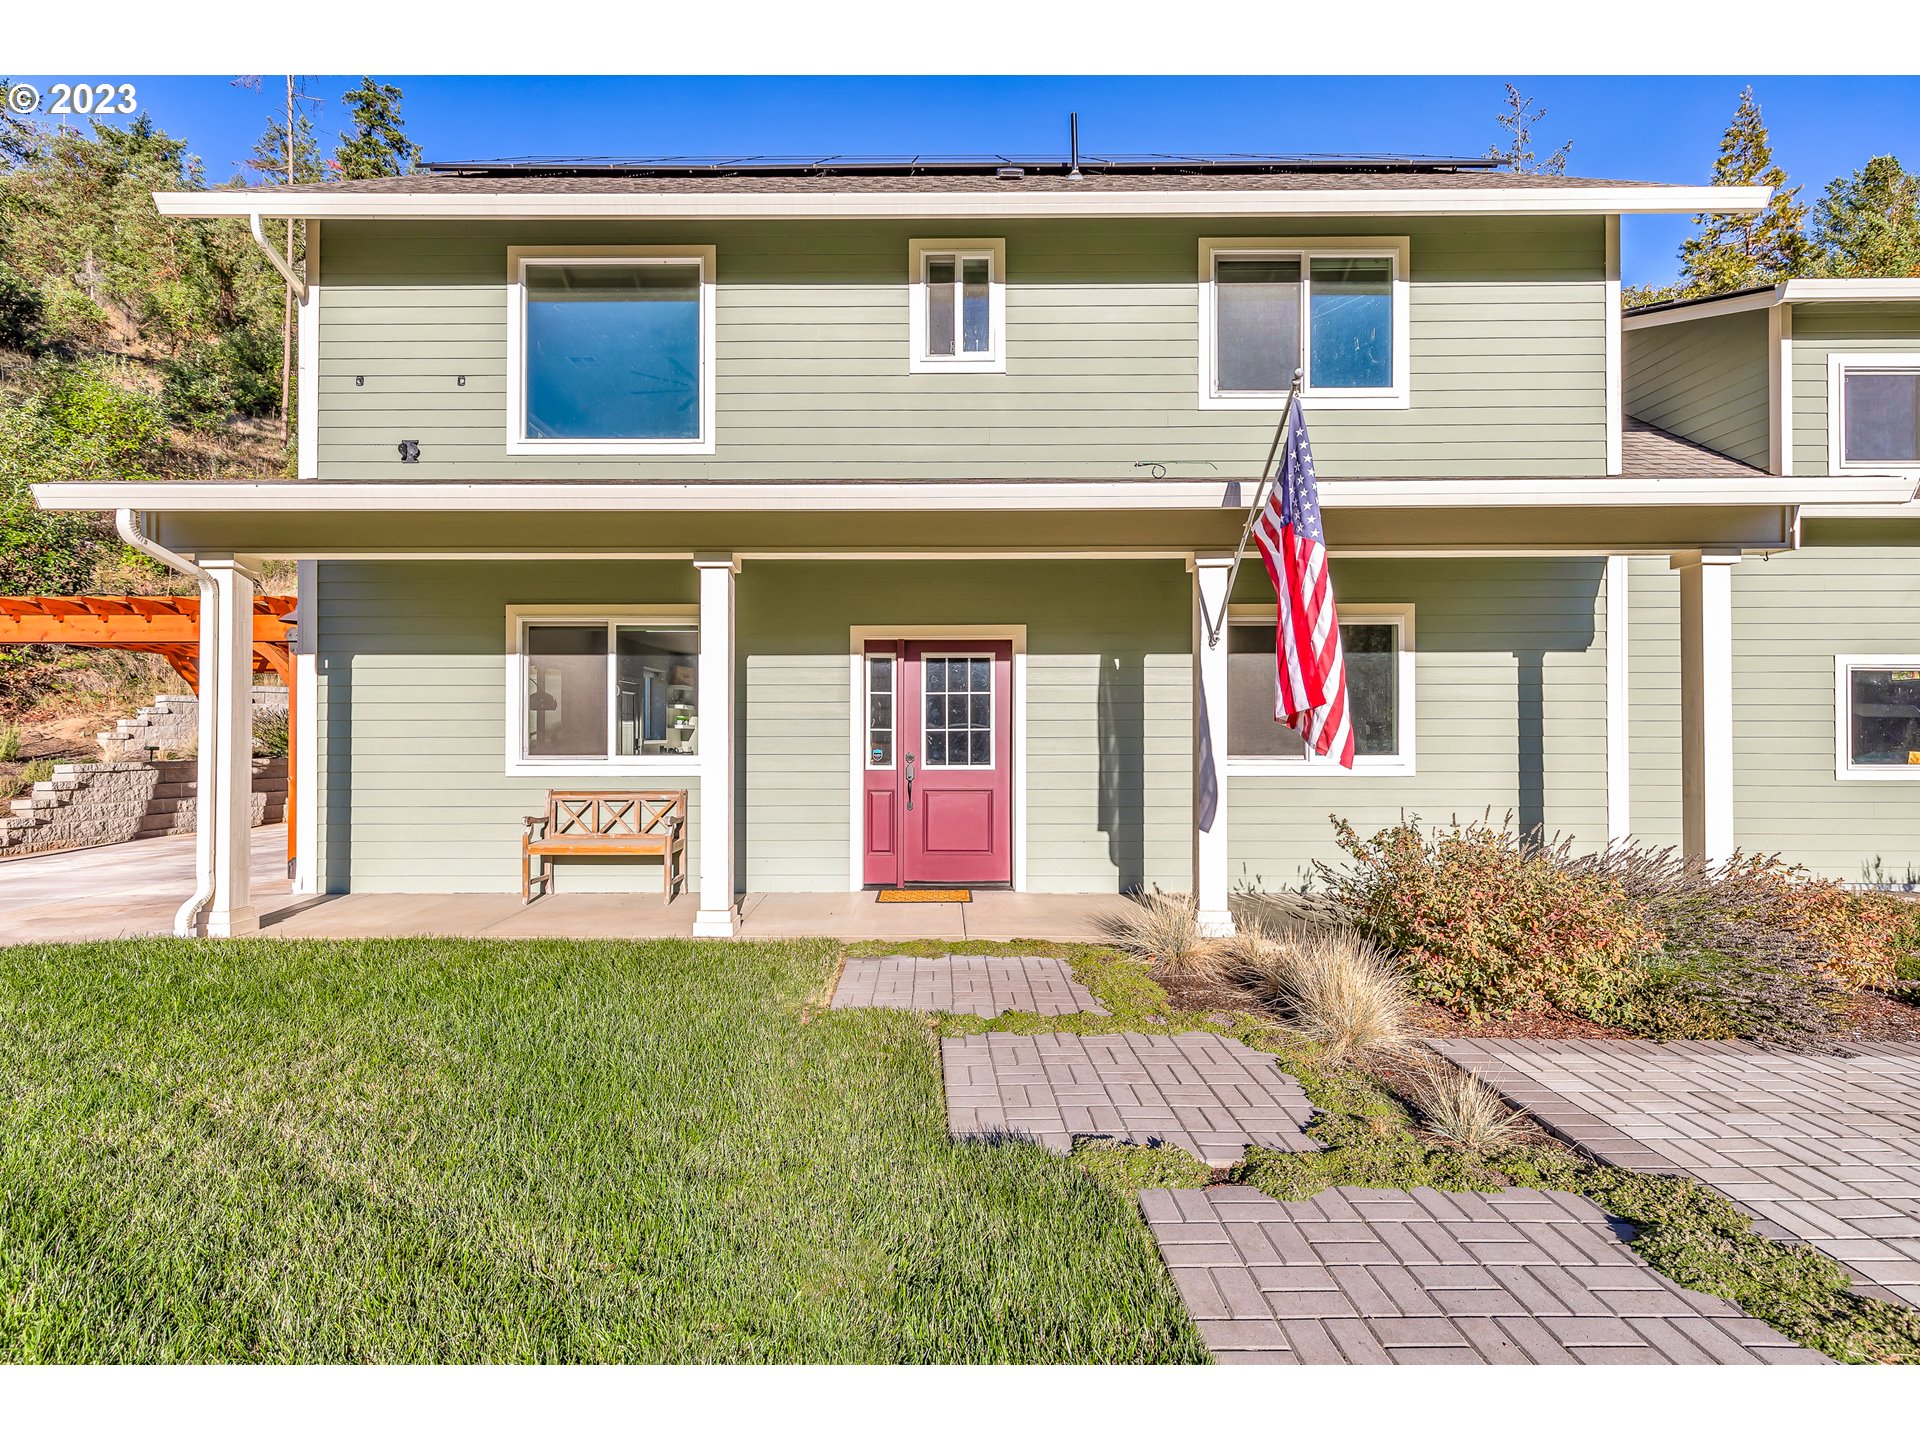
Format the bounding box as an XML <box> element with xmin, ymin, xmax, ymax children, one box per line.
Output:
<box><xmin>420</xmin><ymin>151</ymin><xmax>1503</xmax><ymax>178</ymax></box>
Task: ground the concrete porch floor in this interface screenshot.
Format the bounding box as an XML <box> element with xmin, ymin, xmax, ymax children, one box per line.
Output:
<box><xmin>0</xmin><ymin>825</ymin><xmax>1134</xmax><ymax>943</ymax></box>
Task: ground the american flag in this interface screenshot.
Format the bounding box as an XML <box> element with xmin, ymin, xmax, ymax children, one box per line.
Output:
<box><xmin>1251</xmin><ymin>397</ymin><xmax>1353</xmax><ymax>768</ymax></box>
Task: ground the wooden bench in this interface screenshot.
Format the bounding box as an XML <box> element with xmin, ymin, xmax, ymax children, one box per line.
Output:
<box><xmin>521</xmin><ymin>790</ymin><xmax>687</xmax><ymax>904</ymax></box>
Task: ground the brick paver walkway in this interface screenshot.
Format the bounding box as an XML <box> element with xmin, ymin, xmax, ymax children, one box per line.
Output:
<box><xmin>1430</xmin><ymin>1039</ymin><xmax>1920</xmax><ymax>1307</ymax></box>
<box><xmin>941</xmin><ymin>1032</ymin><xmax>1317</xmax><ymax>1165</ymax></box>
<box><xmin>1141</xmin><ymin>1184</ymin><xmax>1822</xmax><ymax>1365</ymax></box>
<box><xmin>830</xmin><ymin>954</ymin><xmax>1104</xmax><ymax>1017</ymax></box>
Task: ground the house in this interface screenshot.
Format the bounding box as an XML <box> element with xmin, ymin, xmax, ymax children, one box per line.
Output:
<box><xmin>29</xmin><ymin>153</ymin><xmax>1919</xmax><ymax>938</ymax></box>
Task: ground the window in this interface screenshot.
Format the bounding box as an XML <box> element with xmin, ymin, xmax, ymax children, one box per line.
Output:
<box><xmin>1830</xmin><ymin>354</ymin><xmax>1920</xmax><ymax>470</ymax></box>
<box><xmin>921</xmin><ymin>655</ymin><xmax>993</xmax><ymax>767</ymax></box>
<box><xmin>508</xmin><ymin>610</ymin><xmax>699</xmax><ymax>772</ymax></box>
<box><xmin>506</xmin><ymin>247</ymin><xmax>716</xmax><ymax>455</ymax></box>
<box><xmin>1225</xmin><ymin>604</ymin><xmax>1414</xmax><ymax>773</ymax></box>
<box><xmin>867</xmin><ymin>653</ymin><xmax>896</xmax><ymax>768</ymax></box>
<box><xmin>1200</xmin><ymin>238</ymin><xmax>1408</xmax><ymax>409</ymax></box>
<box><xmin>908</xmin><ymin>239</ymin><xmax>1006</xmax><ymax>373</ymax></box>
<box><xmin>1835</xmin><ymin>656</ymin><xmax>1920</xmax><ymax>781</ymax></box>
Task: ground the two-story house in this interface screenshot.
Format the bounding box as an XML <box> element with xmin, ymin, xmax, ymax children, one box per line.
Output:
<box><xmin>31</xmin><ymin>154</ymin><xmax>1919</xmax><ymax>937</ymax></box>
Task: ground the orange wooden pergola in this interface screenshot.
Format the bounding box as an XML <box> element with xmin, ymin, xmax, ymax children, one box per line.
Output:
<box><xmin>0</xmin><ymin>595</ymin><xmax>298</xmax><ymax>864</ymax></box>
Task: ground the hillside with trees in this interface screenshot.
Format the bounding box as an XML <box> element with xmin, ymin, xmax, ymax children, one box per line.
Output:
<box><xmin>0</xmin><ymin>77</ymin><xmax>419</xmax><ymax>724</ymax></box>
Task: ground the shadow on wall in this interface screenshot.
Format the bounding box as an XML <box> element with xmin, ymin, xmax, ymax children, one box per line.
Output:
<box><xmin>1097</xmin><ymin>648</ymin><xmax>1145</xmax><ymax>892</ymax></box>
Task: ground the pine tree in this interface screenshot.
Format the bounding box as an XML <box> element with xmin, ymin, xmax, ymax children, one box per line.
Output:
<box><xmin>246</xmin><ymin>110</ymin><xmax>324</xmax><ymax>186</ymax></box>
<box><xmin>1486</xmin><ymin>84</ymin><xmax>1572</xmax><ymax>176</ymax></box>
<box><xmin>333</xmin><ymin>77</ymin><xmax>421</xmax><ymax>181</ymax></box>
<box><xmin>1677</xmin><ymin>87</ymin><xmax>1810</xmax><ymax>296</ymax></box>
<box><xmin>1810</xmin><ymin>155</ymin><xmax>1920</xmax><ymax>279</ymax></box>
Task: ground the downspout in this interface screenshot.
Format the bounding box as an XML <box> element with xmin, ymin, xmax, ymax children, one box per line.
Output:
<box><xmin>116</xmin><ymin>508</ymin><xmax>217</xmax><ymax>936</ymax></box>
<box><xmin>247</xmin><ymin>212</ymin><xmax>307</xmax><ymax>302</ymax></box>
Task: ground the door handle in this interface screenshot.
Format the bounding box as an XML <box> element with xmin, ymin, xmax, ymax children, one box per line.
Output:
<box><xmin>905</xmin><ymin>753</ymin><xmax>915</xmax><ymax>811</ymax></box>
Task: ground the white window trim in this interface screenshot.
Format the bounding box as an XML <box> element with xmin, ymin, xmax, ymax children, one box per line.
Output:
<box><xmin>1198</xmin><ymin>236</ymin><xmax>1411</xmax><ymax>411</ymax></box>
<box><xmin>846</xmin><ymin>625</ymin><xmax>1027</xmax><ymax>893</ymax></box>
<box><xmin>864</xmin><ymin>650</ymin><xmax>897</xmax><ymax>771</ymax></box>
<box><xmin>503</xmin><ymin>604</ymin><xmax>702</xmax><ymax>777</ymax></box>
<box><xmin>1834</xmin><ymin>653</ymin><xmax>1920</xmax><ymax>782</ymax></box>
<box><xmin>505</xmin><ymin>245</ymin><xmax>717</xmax><ymax>456</ymax></box>
<box><xmin>918</xmin><ymin>650</ymin><xmax>997</xmax><ymax>770</ymax></box>
<box><xmin>1224</xmin><ymin>602</ymin><xmax>1416</xmax><ymax>776</ymax></box>
<box><xmin>907</xmin><ymin>238</ymin><xmax>1006</xmax><ymax>374</ymax></box>
<box><xmin>1827</xmin><ymin>352</ymin><xmax>1920</xmax><ymax>476</ymax></box>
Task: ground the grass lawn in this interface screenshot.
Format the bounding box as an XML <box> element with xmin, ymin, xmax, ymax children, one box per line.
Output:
<box><xmin>0</xmin><ymin>937</ymin><xmax>1207</xmax><ymax>1363</ymax></box>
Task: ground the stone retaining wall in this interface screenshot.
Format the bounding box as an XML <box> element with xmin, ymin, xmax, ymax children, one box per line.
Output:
<box><xmin>98</xmin><ymin>687</ymin><xmax>289</xmax><ymax>761</ymax></box>
<box><xmin>0</xmin><ymin>758</ymin><xmax>287</xmax><ymax>858</ymax></box>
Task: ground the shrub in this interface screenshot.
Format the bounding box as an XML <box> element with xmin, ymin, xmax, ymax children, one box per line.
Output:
<box><xmin>0</xmin><ymin>264</ymin><xmax>44</xmax><ymax>354</ymax></box>
<box><xmin>1408</xmin><ymin>1064</ymin><xmax>1528</xmax><ymax>1152</ymax></box>
<box><xmin>160</xmin><ymin>327</ymin><xmax>282</xmax><ymax>429</ymax></box>
<box><xmin>1761</xmin><ymin>873</ymin><xmax>1916</xmax><ymax>992</ymax></box>
<box><xmin>1228</xmin><ymin>923</ymin><xmax>1411</xmax><ymax>1058</ymax></box>
<box><xmin>0</xmin><ymin>724</ymin><xmax>20</xmax><ymax>762</ymax></box>
<box><xmin>1098</xmin><ymin>891</ymin><xmax>1216</xmax><ymax>976</ymax></box>
<box><xmin>1315</xmin><ymin>816</ymin><xmax>1655</xmax><ymax>1020</ymax></box>
<box><xmin>252</xmin><ymin>707</ymin><xmax>290</xmax><ymax>759</ymax></box>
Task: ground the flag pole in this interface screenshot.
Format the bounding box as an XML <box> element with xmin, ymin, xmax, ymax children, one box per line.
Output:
<box><xmin>1205</xmin><ymin>367</ymin><xmax>1303</xmax><ymax>648</ymax></box>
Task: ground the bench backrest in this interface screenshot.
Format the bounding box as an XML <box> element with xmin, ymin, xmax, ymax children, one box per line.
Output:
<box><xmin>545</xmin><ymin>790</ymin><xmax>686</xmax><ymax>839</ymax></box>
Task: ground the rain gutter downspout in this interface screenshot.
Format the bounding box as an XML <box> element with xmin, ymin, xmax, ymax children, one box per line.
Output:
<box><xmin>247</xmin><ymin>212</ymin><xmax>307</xmax><ymax>303</ymax></box>
<box><xmin>115</xmin><ymin>508</ymin><xmax>217</xmax><ymax>936</ymax></box>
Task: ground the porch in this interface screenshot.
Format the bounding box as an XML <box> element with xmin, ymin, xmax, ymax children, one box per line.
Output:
<box><xmin>0</xmin><ymin>824</ymin><xmax>1134</xmax><ymax>944</ymax></box>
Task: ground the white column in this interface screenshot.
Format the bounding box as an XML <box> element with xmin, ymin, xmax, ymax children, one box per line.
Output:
<box><xmin>693</xmin><ymin>556</ymin><xmax>739</xmax><ymax>937</ymax></box>
<box><xmin>292</xmin><ymin>559</ymin><xmax>321</xmax><ymax>895</ymax></box>
<box><xmin>1605</xmin><ymin>554</ymin><xmax>1631</xmax><ymax>846</ymax></box>
<box><xmin>1190</xmin><ymin>555</ymin><xmax>1235</xmax><ymax>937</ymax></box>
<box><xmin>1673</xmin><ymin>549</ymin><xmax>1741</xmax><ymax>866</ymax></box>
<box><xmin>200</xmin><ymin>557</ymin><xmax>261</xmax><ymax>936</ymax></box>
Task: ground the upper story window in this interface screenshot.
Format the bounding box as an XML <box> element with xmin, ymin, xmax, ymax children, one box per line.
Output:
<box><xmin>1829</xmin><ymin>353</ymin><xmax>1920</xmax><ymax>471</ymax></box>
<box><xmin>506</xmin><ymin>246</ymin><xmax>717</xmax><ymax>456</ymax></box>
<box><xmin>908</xmin><ymin>239</ymin><xmax>1006</xmax><ymax>373</ymax></box>
<box><xmin>1199</xmin><ymin>238</ymin><xmax>1409</xmax><ymax>410</ymax></box>
<box><xmin>1225</xmin><ymin>603</ymin><xmax>1415</xmax><ymax>774</ymax></box>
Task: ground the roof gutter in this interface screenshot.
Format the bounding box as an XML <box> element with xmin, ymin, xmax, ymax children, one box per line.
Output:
<box><xmin>114</xmin><ymin>509</ymin><xmax>218</xmax><ymax>937</ymax></box>
<box><xmin>247</xmin><ymin>212</ymin><xmax>307</xmax><ymax>303</ymax></box>
<box><xmin>154</xmin><ymin>184</ymin><xmax>1774</xmax><ymax>223</ymax></box>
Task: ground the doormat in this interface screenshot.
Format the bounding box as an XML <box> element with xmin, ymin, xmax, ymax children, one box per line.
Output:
<box><xmin>876</xmin><ymin>889</ymin><xmax>973</xmax><ymax>903</ymax></box>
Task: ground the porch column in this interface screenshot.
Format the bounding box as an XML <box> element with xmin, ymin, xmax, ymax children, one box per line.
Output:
<box><xmin>1190</xmin><ymin>555</ymin><xmax>1235</xmax><ymax>937</ymax></box>
<box><xmin>196</xmin><ymin>557</ymin><xmax>261</xmax><ymax>937</ymax></box>
<box><xmin>693</xmin><ymin>556</ymin><xmax>739</xmax><ymax>937</ymax></box>
<box><xmin>1673</xmin><ymin>549</ymin><xmax>1741</xmax><ymax>866</ymax></box>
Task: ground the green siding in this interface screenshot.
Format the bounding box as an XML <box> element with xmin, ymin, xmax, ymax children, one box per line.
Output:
<box><xmin>1623</xmin><ymin>309</ymin><xmax>1771</xmax><ymax>468</ymax></box>
<box><xmin>1625</xmin><ymin>543</ymin><xmax>1920</xmax><ymax>878</ymax></box>
<box><xmin>1226</xmin><ymin>558</ymin><xmax>1610</xmax><ymax>890</ymax></box>
<box><xmin>315</xmin><ymin>560</ymin><xmax>702</xmax><ymax>894</ymax></box>
<box><xmin>1790</xmin><ymin>303</ymin><xmax>1920</xmax><ymax>475</ymax></box>
<box><xmin>315</xmin><ymin>216</ymin><xmax>1607</xmax><ymax>482</ymax></box>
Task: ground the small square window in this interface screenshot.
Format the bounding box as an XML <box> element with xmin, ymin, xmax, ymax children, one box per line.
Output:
<box><xmin>1839</xmin><ymin>366</ymin><xmax>1920</xmax><ymax>467</ymax></box>
<box><xmin>1226</xmin><ymin>607</ymin><xmax>1414</xmax><ymax>773</ymax></box>
<box><xmin>1837</xmin><ymin>658</ymin><xmax>1920</xmax><ymax>780</ymax></box>
<box><xmin>909</xmin><ymin>240</ymin><xmax>1005</xmax><ymax>373</ymax></box>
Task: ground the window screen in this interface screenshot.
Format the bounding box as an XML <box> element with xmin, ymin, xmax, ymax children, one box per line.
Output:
<box><xmin>1842</xmin><ymin>370</ymin><xmax>1920</xmax><ymax>464</ymax></box>
<box><xmin>1215</xmin><ymin>258</ymin><xmax>1302</xmax><ymax>393</ymax></box>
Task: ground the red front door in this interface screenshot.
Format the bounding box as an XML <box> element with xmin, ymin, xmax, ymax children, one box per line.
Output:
<box><xmin>862</xmin><ymin>639</ymin><xmax>1012</xmax><ymax>886</ymax></box>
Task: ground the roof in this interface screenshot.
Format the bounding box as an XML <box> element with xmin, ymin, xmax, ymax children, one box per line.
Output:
<box><xmin>1624</xmin><ymin>278</ymin><xmax>1920</xmax><ymax>330</ymax></box>
<box><xmin>156</xmin><ymin>163</ymin><xmax>1770</xmax><ymax>221</ymax></box>
<box><xmin>1620</xmin><ymin>418</ymin><xmax>1766</xmax><ymax>480</ymax></box>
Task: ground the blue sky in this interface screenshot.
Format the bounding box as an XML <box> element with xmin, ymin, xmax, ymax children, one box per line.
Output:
<box><xmin>17</xmin><ymin>74</ymin><xmax>1920</xmax><ymax>288</ymax></box>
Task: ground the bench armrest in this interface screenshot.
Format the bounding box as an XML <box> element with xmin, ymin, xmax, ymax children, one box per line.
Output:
<box><xmin>523</xmin><ymin>814</ymin><xmax>549</xmax><ymax>838</ymax></box>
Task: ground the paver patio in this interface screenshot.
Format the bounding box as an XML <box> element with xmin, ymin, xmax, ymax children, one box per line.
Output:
<box><xmin>1140</xmin><ymin>1184</ymin><xmax>1823</xmax><ymax>1365</ymax></box>
<box><xmin>941</xmin><ymin>1032</ymin><xmax>1318</xmax><ymax>1166</ymax></box>
<box><xmin>831</xmin><ymin>954</ymin><xmax>1104</xmax><ymax>1017</ymax></box>
<box><xmin>1429</xmin><ymin>1038</ymin><xmax>1920</xmax><ymax>1308</ymax></box>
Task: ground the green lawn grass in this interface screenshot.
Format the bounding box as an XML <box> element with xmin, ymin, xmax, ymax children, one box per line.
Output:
<box><xmin>0</xmin><ymin>937</ymin><xmax>1208</xmax><ymax>1363</ymax></box>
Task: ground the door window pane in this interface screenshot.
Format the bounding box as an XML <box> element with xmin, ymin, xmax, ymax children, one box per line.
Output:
<box><xmin>1228</xmin><ymin>620</ymin><xmax>1401</xmax><ymax>759</ymax></box>
<box><xmin>524</xmin><ymin>262</ymin><xmax>701</xmax><ymax>441</ymax></box>
<box><xmin>1215</xmin><ymin>258</ymin><xmax>1301</xmax><ymax>393</ymax></box>
<box><xmin>926</xmin><ymin>257</ymin><xmax>956</xmax><ymax>356</ymax></box>
<box><xmin>1849</xmin><ymin>665</ymin><xmax>1920</xmax><ymax>767</ymax></box>
<box><xmin>525</xmin><ymin>625</ymin><xmax>608</xmax><ymax>758</ymax></box>
<box><xmin>1842</xmin><ymin>371</ymin><xmax>1920</xmax><ymax>464</ymax></box>
<box><xmin>867</xmin><ymin>655</ymin><xmax>895</xmax><ymax>767</ymax></box>
<box><xmin>1309</xmin><ymin>257</ymin><xmax>1393</xmax><ymax>390</ymax></box>
<box><xmin>614</xmin><ymin>626</ymin><xmax>698</xmax><ymax>757</ymax></box>
<box><xmin>923</xmin><ymin>654</ymin><xmax>993</xmax><ymax>768</ymax></box>
<box><xmin>961</xmin><ymin>257</ymin><xmax>991</xmax><ymax>353</ymax></box>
